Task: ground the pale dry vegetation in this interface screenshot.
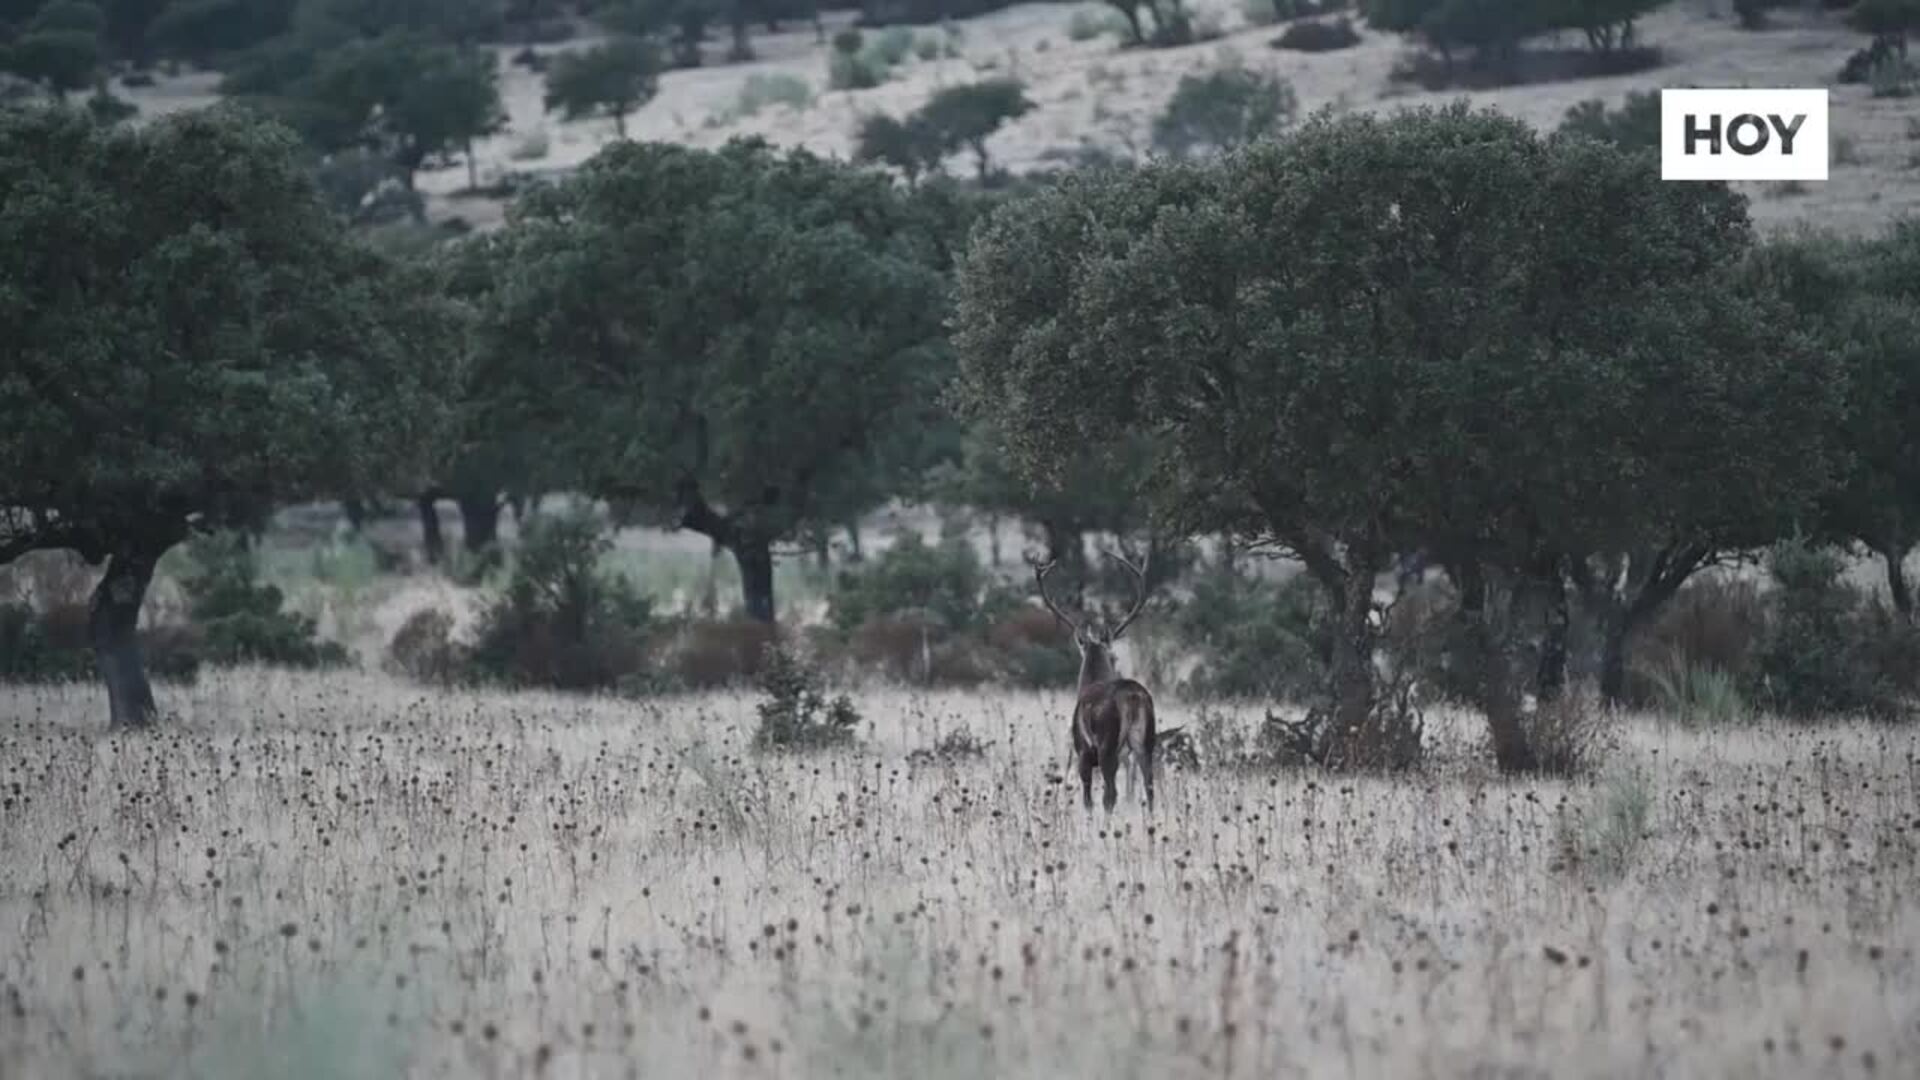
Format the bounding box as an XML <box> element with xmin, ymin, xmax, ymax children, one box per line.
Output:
<box><xmin>2</xmin><ymin>672</ymin><xmax>1916</xmax><ymax>1077</ymax></box>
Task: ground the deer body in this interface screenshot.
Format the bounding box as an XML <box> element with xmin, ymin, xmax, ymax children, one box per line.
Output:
<box><xmin>1033</xmin><ymin>553</ymin><xmax>1158</xmax><ymax>813</ymax></box>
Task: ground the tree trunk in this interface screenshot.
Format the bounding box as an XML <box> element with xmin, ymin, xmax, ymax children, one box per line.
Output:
<box><xmin>465</xmin><ymin>137</ymin><xmax>478</xmax><ymax>191</ymax></box>
<box><xmin>986</xmin><ymin>513</ymin><xmax>1001</xmax><ymax>567</ymax></box>
<box><xmin>846</xmin><ymin>520</ymin><xmax>864</xmax><ymax>562</ymax></box>
<box><xmin>1459</xmin><ymin>562</ymin><xmax>1538</xmax><ymax>774</ymax></box>
<box><xmin>90</xmin><ymin>543</ymin><xmax>164</xmax><ymax>730</ymax></box>
<box><xmin>728</xmin><ymin>14</ymin><xmax>753</xmax><ymax>60</ymax></box>
<box><xmin>1534</xmin><ymin>560</ymin><xmax>1570</xmax><ymax>703</ymax></box>
<box><xmin>1324</xmin><ymin>548</ymin><xmax>1382</xmax><ymax>752</ymax></box>
<box><xmin>417</xmin><ymin>494</ymin><xmax>445</xmax><ymax>565</ymax></box>
<box><xmin>342</xmin><ymin>499</ymin><xmax>367</xmax><ymax>533</ymax></box>
<box><xmin>733</xmin><ymin>535</ymin><xmax>776</xmax><ymax>623</ymax></box>
<box><xmin>614</xmin><ymin>110</ymin><xmax>627</xmax><ymax>139</ymax></box>
<box><xmin>456</xmin><ymin>492</ymin><xmax>501</xmax><ymax>558</ymax></box>
<box><xmin>1876</xmin><ymin>542</ymin><xmax>1914</xmax><ymax>621</ymax></box>
<box><xmin>1599</xmin><ymin>620</ymin><xmax>1630</xmax><ymax>705</ymax></box>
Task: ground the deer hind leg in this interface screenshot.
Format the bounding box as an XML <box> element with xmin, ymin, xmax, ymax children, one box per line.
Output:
<box><xmin>1077</xmin><ymin>747</ymin><xmax>1097</xmax><ymax>812</ymax></box>
<box><xmin>1099</xmin><ymin>744</ymin><xmax>1120</xmax><ymax>812</ymax></box>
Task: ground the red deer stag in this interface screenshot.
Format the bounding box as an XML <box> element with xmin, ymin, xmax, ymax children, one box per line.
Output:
<box><xmin>1031</xmin><ymin>551</ymin><xmax>1158</xmax><ymax>813</ymax></box>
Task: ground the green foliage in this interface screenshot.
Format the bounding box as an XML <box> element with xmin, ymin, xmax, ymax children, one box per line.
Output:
<box><xmin>1645</xmin><ymin>658</ymin><xmax>1750</xmax><ymax>726</ymax></box>
<box><xmin>1850</xmin><ymin>0</ymin><xmax>1920</xmax><ymax>41</ymax></box>
<box><xmin>544</xmin><ymin>36</ymin><xmax>659</xmax><ymax>137</ymax></box>
<box><xmin>0</xmin><ymin>105</ymin><xmax>459</xmax><ymax>563</ymax></box>
<box><xmin>753</xmin><ymin>643</ymin><xmax>860</xmax><ymax>750</ymax></box>
<box><xmin>0</xmin><ymin>602</ymin><xmax>93</xmax><ymax>681</ymax></box>
<box><xmin>1754</xmin><ymin>541</ymin><xmax>1905</xmax><ymax>719</ymax></box>
<box><xmin>1151</xmin><ymin>58</ymin><xmax>1296</xmax><ymax>157</ymax></box>
<box><xmin>1173</xmin><ymin>564</ymin><xmax>1330</xmax><ymax>700</ymax></box>
<box><xmin>151</xmin><ymin>0</ymin><xmax>297</xmax><ymax>63</ymax></box>
<box><xmin>1556</xmin><ymin>88</ymin><xmax>1659</xmax><ymax>152</ymax></box>
<box><xmin>3</xmin><ymin>27</ymin><xmax>101</xmax><ymax>96</ymax></box>
<box><xmin>1271</xmin><ymin>15</ymin><xmax>1359</xmax><ymax>50</ymax></box>
<box><xmin>728</xmin><ymin>72</ymin><xmax>812</xmax><ymax>117</ymax></box>
<box><xmin>1557</xmin><ymin>761</ymin><xmax>1651</xmax><ymax>879</ymax></box>
<box><xmin>484</xmin><ymin>140</ymin><xmax>955</xmax><ymax>621</ymax></box>
<box><xmin>853</xmin><ymin>112</ymin><xmax>940</xmax><ymax>181</ymax></box>
<box><xmin>912</xmin><ymin>78</ymin><xmax>1033</xmax><ymax>180</ymax></box>
<box><xmin>467</xmin><ymin>511</ymin><xmax>655</xmax><ymax>690</ymax></box>
<box><xmin>829</xmin><ymin>531</ymin><xmax>1012</xmax><ymax>633</ymax></box>
<box><xmin>953</xmin><ymin>104</ymin><xmax>1847</xmax><ymax>758</ymax></box>
<box><xmin>181</xmin><ymin>533</ymin><xmax>350</xmax><ymax>668</ymax></box>
<box><xmin>1361</xmin><ymin>0</ymin><xmax>1668</xmax><ymax>63</ymax></box>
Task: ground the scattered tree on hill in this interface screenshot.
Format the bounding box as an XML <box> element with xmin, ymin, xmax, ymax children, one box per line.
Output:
<box><xmin>2</xmin><ymin>1</ymin><xmax>105</xmax><ymax>98</ymax></box>
<box><xmin>1151</xmin><ymin>60</ymin><xmax>1296</xmax><ymax>158</ymax></box>
<box><xmin>1556</xmin><ymin>88</ymin><xmax>1660</xmax><ymax>153</ymax></box>
<box><xmin>914</xmin><ymin>79</ymin><xmax>1033</xmax><ymax>181</ymax></box>
<box><xmin>543</xmin><ymin>35</ymin><xmax>659</xmax><ymax>138</ymax></box>
<box><xmin>483</xmin><ymin>139</ymin><xmax>956</xmax><ymax>623</ymax></box>
<box><xmin>1850</xmin><ymin>0</ymin><xmax>1920</xmax><ymax>55</ymax></box>
<box><xmin>0</xmin><ymin>106</ymin><xmax>460</xmax><ymax>727</ymax></box>
<box><xmin>853</xmin><ymin>112</ymin><xmax>941</xmax><ymax>184</ymax></box>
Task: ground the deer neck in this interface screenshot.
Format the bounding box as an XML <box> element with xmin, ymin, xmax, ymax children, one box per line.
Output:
<box><xmin>1078</xmin><ymin>645</ymin><xmax>1116</xmax><ymax>691</ymax></box>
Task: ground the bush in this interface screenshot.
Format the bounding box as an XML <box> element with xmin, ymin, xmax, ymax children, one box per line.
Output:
<box><xmin>983</xmin><ymin>607</ymin><xmax>1081</xmax><ymax>687</ymax></box>
<box><xmin>830</xmin><ymin>532</ymin><xmax>1010</xmax><ymax>633</ymax></box>
<box><xmin>656</xmin><ymin>618</ymin><xmax>777</xmax><ymax>689</ymax></box>
<box><xmin>183</xmin><ymin>533</ymin><xmax>349</xmax><ymax>669</ymax></box>
<box><xmin>1272</xmin><ymin>16</ymin><xmax>1359</xmax><ymax>51</ymax></box>
<box><xmin>1151</xmin><ymin>59</ymin><xmax>1297</xmax><ymax>157</ymax></box>
<box><xmin>754</xmin><ymin>644</ymin><xmax>861</xmax><ymax>750</ymax></box>
<box><xmin>1755</xmin><ymin>542</ymin><xmax>1907</xmax><ymax>719</ymax></box>
<box><xmin>1068</xmin><ymin>6</ymin><xmax>1125</xmax><ymax>39</ymax></box>
<box><xmin>0</xmin><ymin>602</ymin><xmax>92</xmax><ymax>682</ymax></box>
<box><xmin>1758</xmin><ymin>538</ymin><xmax>1912</xmax><ymax>714</ymax></box>
<box><xmin>1174</xmin><ymin>564</ymin><xmax>1330</xmax><ymax>700</ymax></box>
<box><xmin>1628</xmin><ymin>576</ymin><xmax>1766</xmax><ymax>704</ymax></box>
<box><xmin>467</xmin><ymin>512</ymin><xmax>653</xmax><ymax>690</ymax></box>
<box><xmin>1516</xmin><ymin>691</ymin><xmax>1614</xmax><ymax>776</ymax></box>
<box><xmin>1840</xmin><ymin>35</ymin><xmax>1902</xmax><ymax>83</ymax></box>
<box><xmin>1556</xmin><ymin>89</ymin><xmax>1660</xmax><ymax>153</ymax></box>
<box><xmin>384</xmin><ymin>608</ymin><xmax>461</xmax><ymax>684</ymax></box>
<box><xmin>1644</xmin><ymin>658</ymin><xmax>1751</xmax><ymax>726</ymax></box>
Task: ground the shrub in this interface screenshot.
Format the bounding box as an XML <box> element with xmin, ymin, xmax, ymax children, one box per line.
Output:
<box><xmin>829</xmin><ymin>48</ymin><xmax>889</xmax><ymax>89</ymax></box>
<box><xmin>384</xmin><ymin>608</ymin><xmax>462</xmax><ymax>684</ymax></box>
<box><xmin>1174</xmin><ymin>564</ymin><xmax>1329</xmax><ymax>700</ymax></box>
<box><xmin>1517</xmin><ymin>691</ymin><xmax>1614</xmax><ymax>776</ymax></box>
<box><xmin>1151</xmin><ymin>59</ymin><xmax>1297</xmax><ymax>157</ymax></box>
<box><xmin>1869</xmin><ymin>54</ymin><xmax>1919</xmax><ymax>98</ymax></box>
<box><xmin>906</xmin><ymin>728</ymin><xmax>989</xmax><ymax>765</ymax></box>
<box><xmin>830</xmin><ymin>532</ymin><xmax>1009</xmax><ymax>633</ymax></box>
<box><xmin>983</xmin><ymin>607</ymin><xmax>1081</xmax><ymax>687</ymax></box>
<box><xmin>1068</xmin><ymin>6</ymin><xmax>1125</xmax><ymax>39</ymax></box>
<box><xmin>467</xmin><ymin>512</ymin><xmax>653</xmax><ymax>690</ymax></box>
<box><xmin>1840</xmin><ymin>35</ymin><xmax>1902</xmax><ymax>83</ymax></box>
<box><xmin>183</xmin><ymin>533</ymin><xmax>349</xmax><ymax>669</ymax></box>
<box><xmin>1644</xmin><ymin>659</ymin><xmax>1750</xmax><ymax>726</ymax></box>
<box><xmin>0</xmin><ymin>602</ymin><xmax>91</xmax><ymax>682</ymax></box>
<box><xmin>1272</xmin><ymin>16</ymin><xmax>1359</xmax><ymax>51</ymax></box>
<box><xmin>657</xmin><ymin>618</ymin><xmax>777</xmax><ymax>689</ymax></box>
<box><xmin>1258</xmin><ymin>672</ymin><xmax>1424</xmax><ymax>771</ymax></box>
<box><xmin>1555</xmin><ymin>761</ymin><xmax>1652</xmax><ymax>879</ymax></box>
<box><xmin>753</xmin><ymin>644</ymin><xmax>861</xmax><ymax>750</ymax></box>
<box><xmin>1628</xmin><ymin>576</ymin><xmax>1766</xmax><ymax>704</ymax></box>
<box><xmin>1755</xmin><ymin>542</ymin><xmax>1906</xmax><ymax>718</ymax></box>
<box><xmin>1556</xmin><ymin>89</ymin><xmax>1660</xmax><ymax>153</ymax></box>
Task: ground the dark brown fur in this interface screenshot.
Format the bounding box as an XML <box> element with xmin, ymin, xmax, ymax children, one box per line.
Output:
<box><xmin>1072</xmin><ymin>676</ymin><xmax>1156</xmax><ymax>812</ymax></box>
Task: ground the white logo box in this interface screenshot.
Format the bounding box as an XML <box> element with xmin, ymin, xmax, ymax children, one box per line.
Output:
<box><xmin>1660</xmin><ymin>88</ymin><xmax>1829</xmax><ymax>182</ymax></box>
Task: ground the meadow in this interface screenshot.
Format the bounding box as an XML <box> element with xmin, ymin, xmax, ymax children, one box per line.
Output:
<box><xmin>2</xmin><ymin>667</ymin><xmax>1916</xmax><ymax>1077</ymax></box>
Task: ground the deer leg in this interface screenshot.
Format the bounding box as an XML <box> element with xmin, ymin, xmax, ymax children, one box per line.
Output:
<box><xmin>1099</xmin><ymin>746</ymin><xmax>1120</xmax><ymax>812</ymax></box>
<box><xmin>1077</xmin><ymin>748</ymin><xmax>1096</xmax><ymax>812</ymax></box>
<box><xmin>1141</xmin><ymin>742</ymin><xmax>1155</xmax><ymax>813</ymax></box>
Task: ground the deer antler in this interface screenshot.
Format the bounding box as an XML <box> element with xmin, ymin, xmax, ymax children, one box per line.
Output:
<box><xmin>1027</xmin><ymin>555</ymin><xmax>1083</xmax><ymax>635</ymax></box>
<box><xmin>1102</xmin><ymin>547</ymin><xmax>1151</xmax><ymax>640</ymax></box>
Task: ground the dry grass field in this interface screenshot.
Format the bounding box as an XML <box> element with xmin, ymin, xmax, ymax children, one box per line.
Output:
<box><xmin>2</xmin><ymin>668</ymin><xmax>1916</xmax><ymax>1078</ymax></box>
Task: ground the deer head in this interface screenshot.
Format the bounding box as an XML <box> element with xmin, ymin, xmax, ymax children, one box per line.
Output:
<box><xmin>1030</xmin><ymin>549</ymin><xmax>1150</xmax><ymax>691</ymax></box>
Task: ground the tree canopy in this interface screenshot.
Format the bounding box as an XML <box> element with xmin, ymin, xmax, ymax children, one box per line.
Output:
<box><xmin>952</xmin><ymin>104</ymin><xmax>1843</xmax><ymax>770</ymax></box>
<box><xmin>0</xmin><ymin>104</ymin><xmax>461</xmax><ymax>726</ymax></box>
<box><xmin>480</xmin><ymin>138</ymin><xmax>956</xmax><ymax>622</ymax></box>
<box><xmin>543</xmin><ymin>35</ymin><xmax>660</xmax><ymax>139</ymax></box>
